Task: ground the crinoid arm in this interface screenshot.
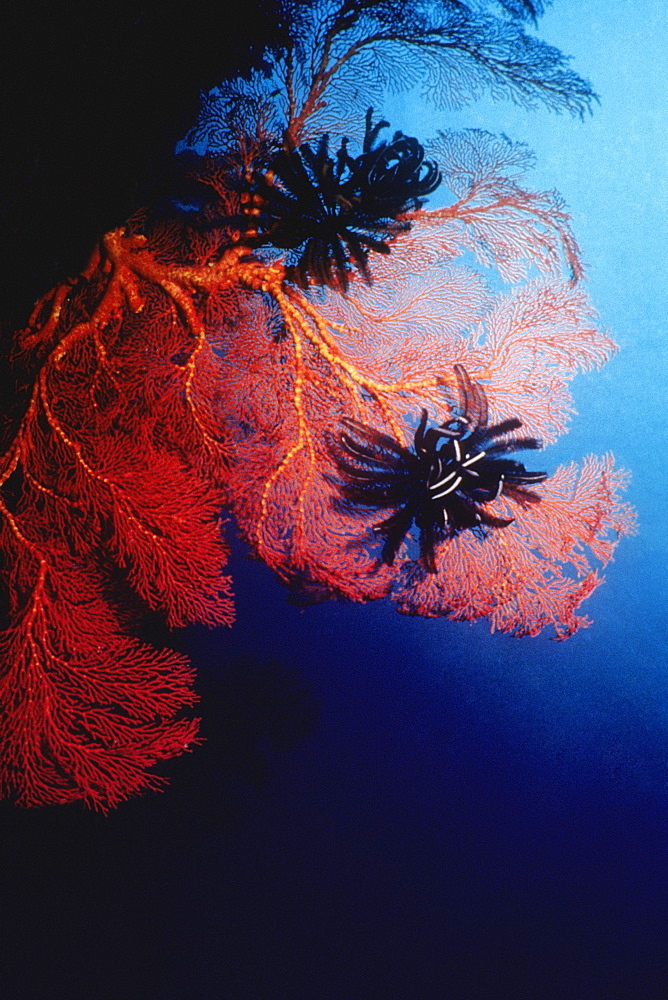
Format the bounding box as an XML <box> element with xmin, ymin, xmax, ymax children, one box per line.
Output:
<box><xmin>246</xmin><ymin>110</ymin><xmax>441</xmax><ymax>291</ymax></box>
<box><xmin>329</xmin><ymin>366</ymin><xmax>549</xmax><ymax>572</ymax></box>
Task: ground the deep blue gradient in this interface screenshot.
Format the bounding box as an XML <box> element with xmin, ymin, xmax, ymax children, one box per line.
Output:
<box><xmin>1</xmin><ymin>3</ymin><xmax>666</xmax><ymax>999</ymax></box>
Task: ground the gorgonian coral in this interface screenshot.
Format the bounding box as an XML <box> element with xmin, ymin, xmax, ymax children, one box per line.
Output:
<box><xmin>0</xmin><ymin>0</ymin><xmax>633</xmax><ymax>808</ymax></box>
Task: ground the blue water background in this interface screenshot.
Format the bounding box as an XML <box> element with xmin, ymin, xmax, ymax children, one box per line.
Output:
<box><xmin>2</xmin><ymin>3</ymin><xmax>666</xmax><ymax>999</ymax></box>
<box><xmin>177</xmin><ymin>4</ymin><xmax>668</xmax><ymax>994</ymax></box>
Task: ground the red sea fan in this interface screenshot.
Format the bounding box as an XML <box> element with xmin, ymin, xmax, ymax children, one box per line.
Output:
<box><xmin>0</xmin><ymin>0</ymin><xmax>633</xmax><ymax>807</ymax></box>
<box><xmin>0</xmin><ymin>234</ymin><xmax>235</xmax><ymax>809</ymax></box>
<box><xmin>215</xmin><ymin>265</ymin><xmax>634</xmax><ymax>631</ymax></box>
<box><xmin>393</xmin><ymin>454</ymin><xmax>634</xmax><ymax>638</ymax></box>
<box><xmin>211</xmin><ymin>129</ymin><xmax>633</xmax><ymax>627</ymax></box>
<box><xmin>0</xmin><ymin>551</ymin><xmax>200</xmax><ymax>809</ymax></box>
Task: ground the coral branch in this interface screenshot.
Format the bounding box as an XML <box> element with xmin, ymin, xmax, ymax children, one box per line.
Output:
<box><xmin>1</xmin><ymin>229</ymin><xmax>237</xmax><ymax>806</ymax></box>
<box><xmin>394</xmin><ymin>456</ymin><xmax>636</xmax><ymax>638</ymax></box>
<box><xmin>0</xmin><ymin>549</ymin><xmax>199</xmax><ymax>810</ymax></box>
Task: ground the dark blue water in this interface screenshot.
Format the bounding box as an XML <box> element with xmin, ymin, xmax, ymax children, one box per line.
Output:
<box><xmin>1</xmin><ymin>2</ymin><xmax>666</xmax><ymax>998</ymax></box>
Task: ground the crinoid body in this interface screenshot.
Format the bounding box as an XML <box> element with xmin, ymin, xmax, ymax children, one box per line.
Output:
<box><xmin>247</xmin><ymin>108</ymin><xmax>441</xmax><ymax>290</ymax></box>
<box><xmin>329</xmin><ymin>365</ymin><xmax>548</xmax><ymax>572</ymax></box>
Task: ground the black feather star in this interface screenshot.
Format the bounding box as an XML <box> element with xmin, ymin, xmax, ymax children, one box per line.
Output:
<box><xmin>329</xmin><ymin>366</ymin><xmax>548</xmax><ymax>573</ymax></box>
<box><xmin>246</xmin><ymin>108</ymin><xmax>441</xmax><ymax>291</ymax></box>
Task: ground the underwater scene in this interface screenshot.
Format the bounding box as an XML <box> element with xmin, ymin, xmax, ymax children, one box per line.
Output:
<box><xmin>0</xmin><ymin>1</ymin><xmax>666</xmax><ymax>997</ymax></box>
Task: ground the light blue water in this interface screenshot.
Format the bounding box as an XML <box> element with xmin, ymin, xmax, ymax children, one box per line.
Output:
<box><xmin>378</xmin><ymin>0</ymin><xmax>668</xmax><ymax>751</ymax></box>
